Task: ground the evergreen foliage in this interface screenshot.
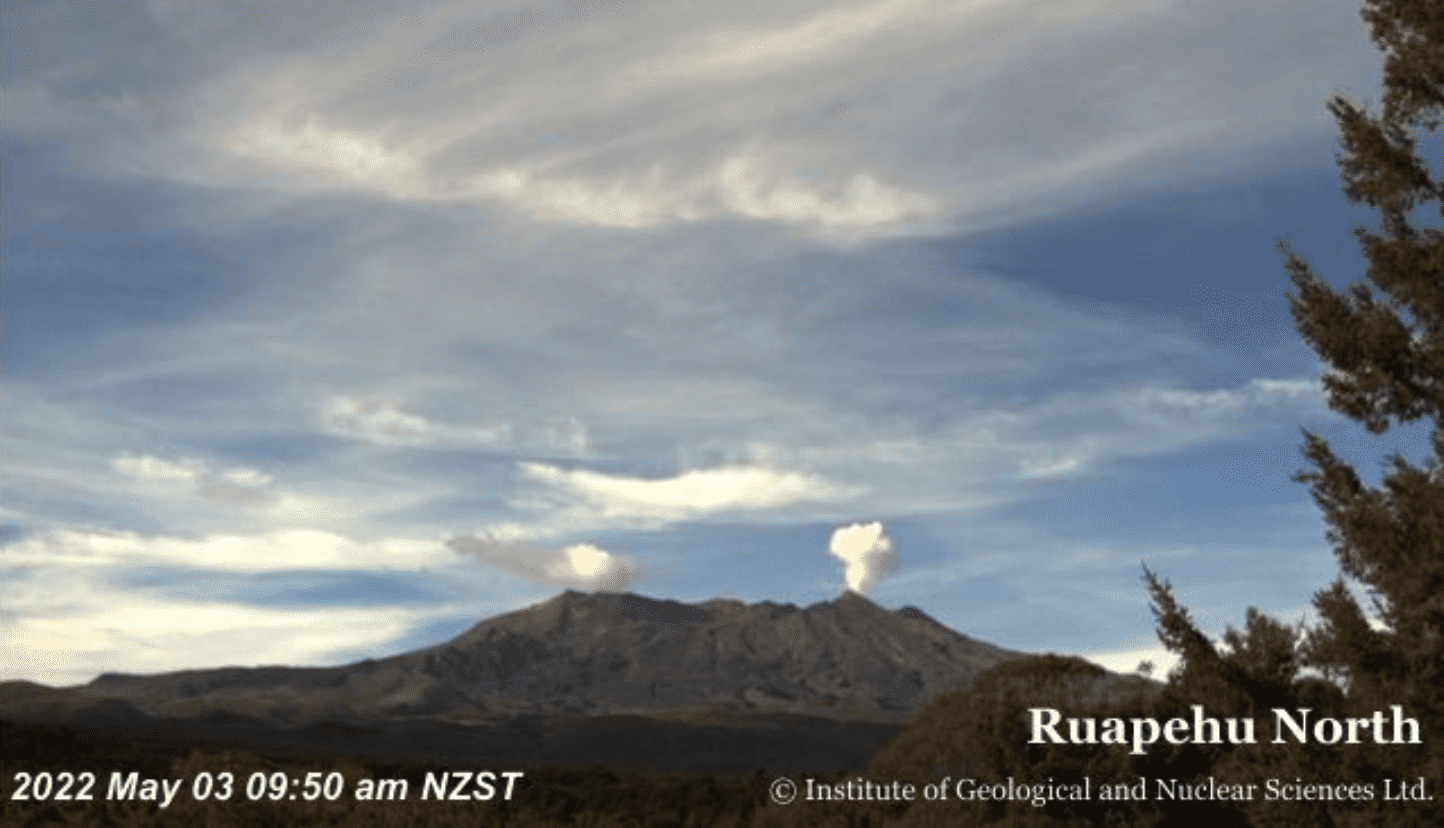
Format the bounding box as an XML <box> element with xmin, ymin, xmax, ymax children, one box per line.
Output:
<box><xmin>1145</xmin><ymin>0</ymin><xmax>1444</xmax><ymax>824</ymax></box>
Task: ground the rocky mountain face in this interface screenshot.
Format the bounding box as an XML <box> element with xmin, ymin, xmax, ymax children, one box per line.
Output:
<box><xmin>15</xmin><ymin>590</ymin><xmax>1023</xmax><ymax>729</ymax></box>
<box><xmin>406</xmin><ymin>589</ymin><xmax>1021</xmax><ymax>722</ymax></box>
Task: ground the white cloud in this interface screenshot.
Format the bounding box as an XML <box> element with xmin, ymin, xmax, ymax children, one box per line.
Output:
<box><xmin>0</xmin><ymin>526</ymin><xmax>476</xmax><ymax>686</ymax></box>
<box><xmin>318</xmin><ymin>396</ymin><xmax>588</xmax><ymax>453</ymax></box>
<box><xmin>468</xmin><ymin>521</ymin><xmax>567</xmax><ymax>543</ymax></box>
<box><xmin>715</xmin><ymin>155</ymin><xmax>943</xmax><ymax>236</ymax></box>
<box><xmin>209</xmin><ymin>110</ymin><xmax>425</xmax><ymax>201</ymax></box>
<box><xmin>1083</xmin><ymin>602</ymin><xmax>1322</xmax><ymax>680</ymax></box>
<box><xmin>4</xmin><ymin>528</ymin><xmax>454</xmax><ymax>573</ymax></box>
<box><xmin>1013</xmin><ymin>439</ymin><xmax>1103</xmax><ymax>481</ymax></box>
<box><xmin>1123</xmin><ymin>377</ymin><xmax>1323</xmax><ymax>416</ymax></box>
<box><xmin>212</xmin><ymin>122</ymin><xmax>946</xmax><ymax>235</ymax></box>
<box><xmin>319</xmin><ymin>397</ymin><xmax>473</xmax><ymax>446</ymax></box>
<box><xmin>519</xmin><ymin>462</ymin><xmax>861</xmax><ymax>520</ymax></box>
<box><xmin>829</xmin><ymin>520</ymin><xmax>900</xmax><ymax>594</ymax></box>
<box><xmin>112</xmin><ymin>452</ymin><xmax>275</xmax><ymax>490</ymax></box>
<box><xmin>1079</xmin><ymin>643</ymin><xmax>1180</xmax><ymax>680</ymax></box>
<box><xmin>221</xmin><ymin>467</ymin><xmax>274</xmax><ymax>487</ymax></box>
<box><xmin>0</xmin><ymin>589</ymin><xmax>450</xmax><ymax>687</ymax></box>
<box><xmin>447</xmin><ymin>535</ymin><xmax>642</xmax><ymax>591</ymax></box>
<box><xmin>112</xmin><ymin>454</ymin><xmax>205</xmax><ymax>483</ymax></box>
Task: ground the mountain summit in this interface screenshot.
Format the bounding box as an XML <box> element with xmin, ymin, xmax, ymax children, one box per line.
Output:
<box><xmin>37</xmin><ymin>591</ymin><xmax>1021</xmax><ymax>728</ymax></box>
<box><xmin>413</xmin><ymin>589</ymin><xmax>1020</xmax><ymax>722</ymax></box>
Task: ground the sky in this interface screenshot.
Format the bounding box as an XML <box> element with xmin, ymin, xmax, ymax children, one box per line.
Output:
<box><xmin>3</xmin><ymin>0</ymin><xmax>1440</xmax><ymax>689</ymax></box>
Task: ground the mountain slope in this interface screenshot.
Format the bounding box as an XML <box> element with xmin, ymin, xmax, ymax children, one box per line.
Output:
<box><xmin>409</xmin><ymin>589</ymin><xmax>1022</xmax><ymax>722</ymax></box>
<box><xmin>10</xmin><ymin>590</ymin><xmax>1024</xmax><ymax>728</ymax></box>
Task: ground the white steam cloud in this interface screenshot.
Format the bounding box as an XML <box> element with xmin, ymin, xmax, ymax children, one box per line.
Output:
<box><xmin>447</xmin><ymin>535</ymin><xmax>642</xmax><ymax>592</ymax></box>
<box><xmin>828</xmin><ymin>521</ymin><xmax>900</xmax><ymax>594</ymax></box>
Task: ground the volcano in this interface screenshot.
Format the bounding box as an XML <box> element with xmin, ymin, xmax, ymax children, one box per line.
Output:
<box><xmin>405</xmin><ymin>588</ymin><xmax>1021</xmax><ymax>722</ymax></box>
<box><xmin>1</xmin><ymin>591</ymin><xmax>1030</xmax><ymax>772</ymax></box>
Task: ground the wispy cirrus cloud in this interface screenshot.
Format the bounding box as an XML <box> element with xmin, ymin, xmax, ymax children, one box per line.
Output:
<box><xmin>214</xmin><ymin>117</ymin><xmax>947</xmax><ymax>235</ymax></box>
<box><xmin>112</xmin><ymin>454</ymin><xmax>207</xmax><ymax>483</ymax></box>
<box><xmin>432</xmin><ymin>374</ymin><xmax>1332</xmax><ymax>546</ymax></box>
<box><xmin>4</xmin><ymin>528</ymin><xmax>453</xmax><ymax>573</ymax></box>
<box><xmin>113</xmin><ymin>452</ymin><xmax>273</xmax><ymax>487</ymax></box>
<box><xmin>7</xmin><ymin>0</ymin><xmax>1376</xmax><ymax>242</ymax></box>
<box><xmin>517</xmin><ymin>462</ymin><xmax>863</xmax><ymax>521</ymax></box>
<box><xmin>319</xmin><ymin>397</ymin><xmax>510</xmax><ymax>447</ymax></box>
<box><xmin>318</xmin><ymin>397</ymin><xmax>590</xmax><ymax>454</ymax></box>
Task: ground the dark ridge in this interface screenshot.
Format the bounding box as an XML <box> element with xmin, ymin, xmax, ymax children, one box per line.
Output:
<box><xmin>0</xmin><ymin>680</ymin><xmax>55</xmax><ymax>693</ymax></box>
<box><xmin>753</xmin><ymin>600</ymin><xmax>799</xmax><ymax>619</ymax></box>
<box><xmin>89</xmin><ymin>665</ymin><xmax>343</xmax><ymax>694</ymax></box>
<box><xmin>581</xmin><ymin>591</ymin><xmax>715</xmax><ymax>626</ymax></box>
<box><xmin>66</xmin><ymin>698</ymin><xmax>154</xmax><ymax>729</ymax></box>
<box><xmin>895</xmin><ymin>606</ymin><xmax>940</xmax><ymax>625</ymax></box>
<box><xmin>88</xmin><ymin>672</ymin><xmax>144</xmax><ymax>688</ymax></box>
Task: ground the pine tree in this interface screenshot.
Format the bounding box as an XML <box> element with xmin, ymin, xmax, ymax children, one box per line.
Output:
<box><xmin>1278</xmin><ymin>0</ymin><xmax>1442</xmax><ymax>763</ymax></box>
<box><xmin>1146</xmin><ymin>1</ymin><xmax>1442</xmax><ymax>824</ymax></box>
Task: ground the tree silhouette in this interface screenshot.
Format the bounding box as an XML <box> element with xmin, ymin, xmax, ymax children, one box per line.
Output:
<box><xmin>871</xmin><ymin>654</ymin><xmax>1157</xmax><ymax>827</ymax></box>
<box><xmin>1146</xmin><ymin>1</ymin><xmax>1442</xmax><ymax>824</ymax></box>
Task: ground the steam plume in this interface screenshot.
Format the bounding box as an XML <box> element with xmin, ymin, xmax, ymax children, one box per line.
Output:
<box><xmin>828</xmin><ymin>521</ymin><xmax>900</xmax><ymax>594</ymax></box>
<box><xmin>447</xmin><ymin>535</ymin><xmax>642</xmax><ymax>591</ymax></box>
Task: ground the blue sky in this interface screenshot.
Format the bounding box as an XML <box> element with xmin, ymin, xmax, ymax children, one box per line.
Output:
<box><xmin>4</xmin><ymin>0</ymin><xmax>1439</xmax><ymax>688</ymax></box>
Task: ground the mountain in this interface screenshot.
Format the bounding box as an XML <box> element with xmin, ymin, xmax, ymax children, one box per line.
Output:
<box><xmin>38</xmin><ymin>590</ymin><xmax>1023</xmax><ymax>726</ymax></box>
<box><xmin>420</xmin><ymin>588</ymin><xmax>1021</xmax><ymax>721</ymax></box>
<box><xmin>1</xmin><ymin>590</ymin><xmax>1034</xmax><ymax>772</ymax></box>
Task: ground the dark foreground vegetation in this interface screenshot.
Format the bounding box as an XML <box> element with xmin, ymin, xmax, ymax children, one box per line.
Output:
<box><xmin>3</xmin><ymin>653</ymin><xmax>1426</xmax><ymax>828</ymax></box>
<box><xmin>2</xmin><ymin>716</ymin><xmax>773</xmax><ymax>828</ymax></box>
<box><xmin>0</xmin><ymin>703</ymin><xmax>1067</xmax><ymax>828</ymax></box>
